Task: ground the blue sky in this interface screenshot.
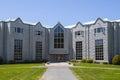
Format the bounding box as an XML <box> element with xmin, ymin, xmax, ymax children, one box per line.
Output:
<box><xmin>0</xmin><ymin>0</ymin><xmax>120</xmax><ymax>26</ymax></box>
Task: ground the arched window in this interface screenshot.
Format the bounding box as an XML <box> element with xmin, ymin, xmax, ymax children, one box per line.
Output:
<box><xmin>54</xmin><ymin>26</ymin><xmax>64</xmax><ymax>48</ymax></box>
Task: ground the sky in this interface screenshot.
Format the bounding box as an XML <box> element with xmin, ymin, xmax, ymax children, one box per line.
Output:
<box><xmin>0</xmin><ymin>0</ymin><xmax>120</xmax><ymax>26</ymax></box>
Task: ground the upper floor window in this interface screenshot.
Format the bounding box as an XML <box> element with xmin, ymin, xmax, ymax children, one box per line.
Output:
<box><xmin>15</xmin><ymin>27</ymin><xmax>23</xmax><ymax>33</ymax></box>
<box><xmin>94</xmin><ymin>27</ymin><xmax>105</xmax><ymax>34</ymax></box>
<box><xmin>54</xmin><ymin>26</ymin><xmax>64</xmax><ymax>48</ymax></box>
<box><xmin>36</xmin><ymin>31</ymin><xmax>43</xmax><ymax>36</ymax></box>
<box><xmin>75</xmin><ymin>31</ymin><xmax>84</xmax><ymax>37</ymax></box>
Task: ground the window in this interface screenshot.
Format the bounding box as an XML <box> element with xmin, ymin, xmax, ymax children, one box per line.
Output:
<box><xmin>75</xmin><ymin>31</ymin><xmax>84</xmax><ymax>37</ymax></box>
<box><xmin>95</xmin><ymin>39</ymin><xmax>104</xmax><ymax>60</ymax></box>
<box><xmin>76</xmin><ymin>41</ymin><xmax>82</xmax><ymax>60</ymax></box>
<box><xmin>15</xmin><ymin>27</ymin><xmax>23</xmax><ymax>33</ymax></box>
<box><xmin>36</xmin><ymin>41</ymin><xmax>42</xmax><ymax>60</ymax></box>
<box><xmin>94</xmin><ymin>27</ymin><xmax>105</xmax><ymax>33</ymax></box>
<box><xmin>94</xmin><ymin>29</ymin><xmax>97</xmax><ymax>33</ymax></box>
<box><xmin>36</xmin><ymin>31</ymin><xmax>42</xmax><ymax>35</ymax></box>
<box><xmin>97</xmin><ymin>28</ymin><xmax>103</xmax><ymax>33</ymax></box>
<box><xmin>54</xmin><ymin>26</ymin><xmax>64</xmax><ymax>48</ymax></box>
<box><xmin>14</xmin><ymin>39</ymin><xmax>22</xmax><ymax>60</ymax></box>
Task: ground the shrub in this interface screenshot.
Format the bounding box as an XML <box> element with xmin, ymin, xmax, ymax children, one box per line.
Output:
<box><xmin>81</xmin><ymin>59</ymin><xmax>87</xmax><ymax>63</ymax></box>
<box><xmin>42</xmin><ymin>59</ymin><xmax>48</xmax><ymax>63</ymax></box>
<box><xmin>86</xmin><ymin>59</ymin><xmax>93</xmax><ymax>63</ymax></box>
<box><xmin>70</xmin><ymin>59</ymin><xmax>77</xmax><ymax>63</ymax></box>
<box><xmin>9</xmin><ymin>60</ymin><xmax>16</xmax><ymax>64</ymax></box>
<box><xmin>112</xmin><ymin>55</ymin><xmax>120</xmax><ymax>65</ymax></box>
<box><xmin>24</xmin><ymin>60</ymin><xmax>32</xmax><ymax>63</ymax></box>
<box><xmin>0</xmin><ymin>56</ymin><xmax>3</xmax><ymax>64</ymax></box>
<box><xmin>102</xmin><ymin>62</ymin><xmax>108</xmax><ymax>64</ymax></box>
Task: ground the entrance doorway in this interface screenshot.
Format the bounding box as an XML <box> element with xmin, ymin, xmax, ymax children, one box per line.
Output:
<box><xmin>50</xmin><ymin>54</ymin><xmax>68</xmax><ymax>62</ymax></box>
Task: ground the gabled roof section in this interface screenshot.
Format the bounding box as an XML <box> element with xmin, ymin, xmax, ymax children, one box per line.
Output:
<box><xmin>36</xmin><ymin>22</ymin><xmax>42</xmax><ymax>27</ymax></box>
<box><xmin>72</xmin><ymin>22</ymin><xmax>84</xmax><ymax>28</ymax></box>
<box><xmin>83</xmin><ymin>18</ymin><xmax>105</xmax><ymax>25</ymax></box>
<box><xmin>35</xmin><ymin>22</ymin><xmax>46</xmax><ymax>28</ymax></box>
<box><xmin>94</xmin><ymin>18</ymin><xmax>105</xmax><ymax>24</ymax></box>
<box><xmin>53</xmin><ymin>22</ymin><xmax>64</xmax><ymax>29</ymax></box>
<box><xmin>14</xmin><ymin>17</ymin><xmax>23</xmax><ymax>24</ymax></box>
<box><xmin>76</xmin><ymin>22</ymin><xmax>83</xmax><ymax>27</ymax></box>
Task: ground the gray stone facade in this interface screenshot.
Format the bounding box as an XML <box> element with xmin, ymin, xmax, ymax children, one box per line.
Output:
<box><xmin>0</xmin><ymin>18</ymin><xmax>120</xmax><ymax>63</ymax></box>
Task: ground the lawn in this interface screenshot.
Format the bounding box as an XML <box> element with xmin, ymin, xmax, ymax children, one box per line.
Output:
<box><xmin>0</xmin><ymin>63</ymin><xmax>46</xmax><ymax>80</ymax></box>
<box><xmin>71</xmin><ymin>63</ymin><xmax>120</xmax><ymax>80</ymax></box>
<box><xmin>74</xmin><ymin>63</ymin><xmax>120</xmax><ymax>68</ymax></box>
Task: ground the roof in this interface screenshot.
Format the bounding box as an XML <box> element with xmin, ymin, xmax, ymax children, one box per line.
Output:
<box><xmin>1</xmin><ymin>18</ymin><xmax>120</xmax><ymax>28</ymax></box>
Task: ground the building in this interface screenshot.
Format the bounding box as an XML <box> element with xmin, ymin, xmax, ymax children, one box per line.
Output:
<box><xmin>0</xmin><ymin>18</ymin><xmax>120</xmax><ymax>63</ymax></box>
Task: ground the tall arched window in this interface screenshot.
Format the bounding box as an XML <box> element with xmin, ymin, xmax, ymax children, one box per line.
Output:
<box><xmin>54</xmin><ymin>26</ymin><xmax>64</xmax><ymax>48</ymax></box>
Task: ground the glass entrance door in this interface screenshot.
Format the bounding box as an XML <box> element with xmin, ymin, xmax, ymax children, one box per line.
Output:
<box><xmin>52</xmin><ymin>54</ymin><xmax>68</xmax><ymax>62</ymax></box>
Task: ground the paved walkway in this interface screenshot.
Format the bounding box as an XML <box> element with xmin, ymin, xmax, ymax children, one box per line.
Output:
<box><xmin>40</xmin><ymin>62</ymin><xmax>78</xmax><ymax>80</ymax></box>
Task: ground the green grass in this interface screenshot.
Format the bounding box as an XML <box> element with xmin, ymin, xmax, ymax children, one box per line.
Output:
<box><xmin>71</xmin><ymin>63</ymin><xmax>120</xmax><ymax>80</ymax></box>
<box><xmin>0</xmin><ymin>63</ymin><xmax>46</xmax><ymax>80</ymax></box>
<box><xmin>71</xmin><ymin>68</ymin><xmax>120</xmax><ymax>80</ymax></box>
<box><xmin>74</xmin><ymin>63</ymin><xmax>120</xmax><ymax>68</ymax></box>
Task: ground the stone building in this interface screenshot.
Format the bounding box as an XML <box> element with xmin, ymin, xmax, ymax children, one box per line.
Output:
<box><xmin>0</xmin><ymin>18</ymin><xmax>120</xmax><ymax>63</ymax></box>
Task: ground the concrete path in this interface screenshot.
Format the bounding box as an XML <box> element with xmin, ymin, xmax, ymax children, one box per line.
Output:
<box><xmin>40</xmin><ymin>62</ymin><xmax>78</xmax><ymax>80</ymax></box>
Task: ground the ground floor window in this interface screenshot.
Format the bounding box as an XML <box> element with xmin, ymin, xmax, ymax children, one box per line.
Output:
<box><xmin>36</xmin><ymin>41</ymin><xmax>42</xmax><ymax>60</ymax></box>
<box><xmin>14</xmin><ymin>39</ymin><xmax>23</xmax><ymax>60</ymax></box>
<box><xmin>95</xmin><ymin>39</ymin><xmax>104</xmax><ymax>60</ymax></box>
<box><xmin>76</xmin><ymin>41</ymin><xmax>82</xmax><ymax>60</ymax></box>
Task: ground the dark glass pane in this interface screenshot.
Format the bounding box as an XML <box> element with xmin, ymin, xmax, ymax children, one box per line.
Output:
<box><xmin>58</xmin><ymin>44</ymin><xmax>60</xmax><ymax>48</ymax></box>
<box><xmin>78</xmin><ymin>31</ymin><xmax>80</xmax><ymax>35</ymax></box>
<box><xmin>76</xmin><ymin>41</ymin><xmax>82</xmax><ymax>60</ymax></box>
<box><xmin>61</xmin><ymin>39</ymin><xmax>64</xmax><ymax>43</ymax></box>
<box><xmin>95</xmin><ymin>39</ymin><xmax>104</xmax><ymax>60</ymax></box>
<box><xmin>97</xmin><ymin>28</ymin><xmax>101</xmax><ymax>33</ymax></box>
<box><xmin>54</xmin><ymin>33</ymin><xmax>58</xmax><ymax>37</ymax></box>
<box><xmin>94</xmin><ymin>29</ymin><xmax>96</xmax><ymax>33</ymax></box>
<box><xmin>17</xmin><ymin>28</ymin><xmax>21</xmax><ymax>33</ymax></box>
<box><xmin>97</xmin><ymin>28</ymin><xmax>103</xmax><ymax>33</ymax></box>
<box><xmin>54</xmin><ymin>44</ymin><xmax>57</xmax><ymax>48</ymax></box>
<box><xmin>58</xmin><ymin>33</ymin><xmax>61</xmax><ymax>37</ymax></box>
<box><xmin>36</xmin><ymin>41</ymin><xmax>42</xmax><ymax>60</ymax></box>
<box><xmin>54</xmin><ymin>26</ymin><xmax>64</xmax><ymax>48</ymax></box>
<box><xmin>54</xmin><ymin>28</ymin><xmax>58</xmax><ymax>32</ymax></box>
<box><xmin>61</xmin><ymin>44</ymin><xmax>64</xmax><ymax>48</ymax></box>
<box><xmin>14</xmin><ymin>39</ymin><xmax>22</xmax><ymax>60</ymax></box>
<box><xmin>58</xmin><ymin>38</ymin><xmax>61</xmax><ymax>43</ymax></box>
<box><xmin>61</xmin><ymin>33</ymin><xmax>64</xmax><ymax>37</ymax></box>
<box><xmin>54</xmin><ymin>39</ymin><xmax>57</xmax><ymax>43</ymax></box>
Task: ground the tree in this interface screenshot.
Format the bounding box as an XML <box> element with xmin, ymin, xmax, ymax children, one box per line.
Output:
<box><xmin>112</xmin><ymin>55</ymin><xmax>120</xmax><ymax>65</ymax></box>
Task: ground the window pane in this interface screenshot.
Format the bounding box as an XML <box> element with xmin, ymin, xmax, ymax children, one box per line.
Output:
<box><xmin>54</xmin><ymin>26</ymin><xmax>64</xmax><ymax>48</ymax></box>
<box><xmin>14</xmin><ymin>39</ymin><xmax>22</xmax><ymax>60</ymax></box>
<box><xmin>76</xmin><ymin>41</ymin><xmax>82</xmax><ymax>60</ymax></box>
<box><xmin>75</xmin><ymin>31</ymin><xmax>84</xmax><ymax>36</ymax></box>
<box><xmin>36</xmin><ymin>41</ymin><xmax>42</xmax><ymax>60</ymax></box>
<box><xmin>95</xmin><ymin>39</ymin><xmax>104</xmax><ymax>60</ymax></box>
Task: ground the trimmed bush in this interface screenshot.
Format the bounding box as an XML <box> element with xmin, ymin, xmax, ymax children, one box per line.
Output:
<box><xmin>42</xmin><ymin>59</ymin><xmax>48</xmax><ymax>63</ymax></box>
<box><xmin>0</xmin><ymin>56</ymin><xmax>3</xmax><ymax>64</ymax></box>
<box><xmin>70</xmin><ymin>59</ymin><xmax>77</xmax><ymax>63</ymax></box>
<box><xmin>81</xmin><ymin>59</ymin><xmax>87</xmax><ymax>63</ymax></box>
<box><xmin>86</xmin><ymin>59</ymin><xmax>93</xmax><ymax>63</ymax></box>
<box><xmin>24</xmin><ymin>60</ymin><xmax>32</xmax><ymax>63</ymax></box>
<box><xmin>112</xmin><ymin>55</ymin><xmax>120</xmax><ymax>65</ymax></box>
<box><xmin>24</xmin><ymin>59</ymin><xmax>47</xmax><ymax>63</ymax></box>
<box><xmin>9</xmin><ymin>60</ymin><xmax>16</xmax><ymax>64</ymax></box>
<box><xmin>102</xmin><ymin>62</ymin><xmax>108</xmax><ymax>64</ymax></box>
